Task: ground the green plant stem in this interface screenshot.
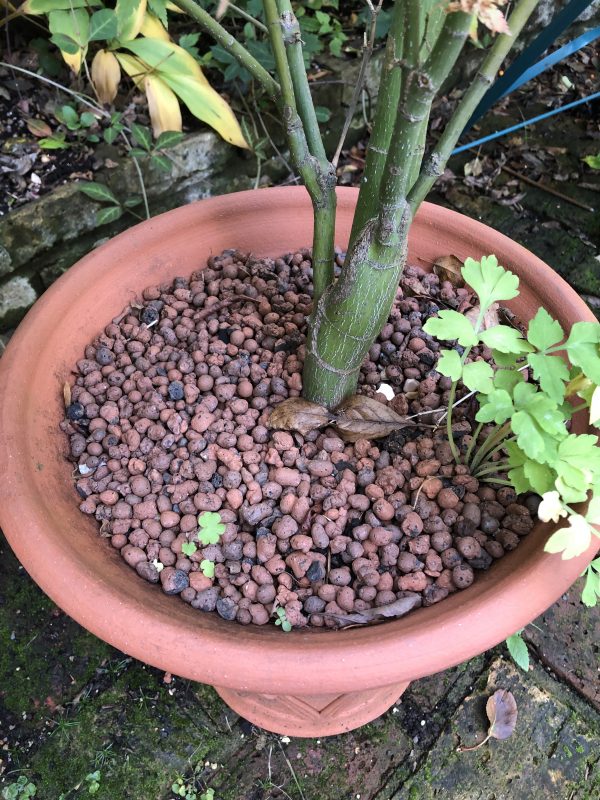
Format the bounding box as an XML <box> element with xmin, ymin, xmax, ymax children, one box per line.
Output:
<box><xmin>349</xmin><ymin>0</ymin><xmax>405</xmax><ymax>237</ymax></box>
<box><xmin>274</xmin><ymin>0</ymin><xmax>336</xmax><ymax>302</ymax></box>
<box><xmin>171</xmin><ymin>0</ymin><xmax>279</xmax><ymax>98</ymax></box>
<box><xmin>408</xmin><ymin>0</ymin><xmax>541</xmax><ymax>212</ymax></box>
<box><xmin>465</xmin><ymin>421</ymin><xmax>484</xmax><ymax>465</ymax></box>
<box><xmin>482</xmin><ymin>478</ymin><xmax>513</xmax><ymax>487</ymax></box>
<box><xmin>474</xmin><ymin>461</ymin><xmax>510</xmax><ymax>477</ymax></box>
<box><xmin>470</xmin><ymin>422</ymin><xmax>513</xmax><ymax>472</ymax></box>
<box><xmin>302</xmin><ymin>4</ymin><xmax>472</xmax><ymax>408</ymax></box>
<box><xmin>222</xmin><ymin>2</ymin><xmax>268</xmax><ymax>33</ymax></box>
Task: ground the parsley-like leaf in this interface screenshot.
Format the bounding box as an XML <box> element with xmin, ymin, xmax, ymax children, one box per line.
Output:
<box><xmin>527</xmin><ymin>308</ymin><xmax>564</xmax><ymax>351</ymax></box>
<box><xmin>480</xmin><ymin>325</ymin><xmax>531</xmax><ymax>354</ymax></box>
<box><xmin>475</xmin><ymin>388</ymin><xmax>514</xmax><ymax>424</ymax></box>
<box><xmin>462</xmin><ymin>255</ymin><xmax>520</xmax><ymax>309</ymax></box>
<box><xmin>528</xmin><ymin>353</ymin><xmax>569</xmax><ymax>404</ymax></box>
<box><xmin>423</xmin><ymin>310</ymin><xmax>478</xmax><ymax>347</ymax></box>
<box><xmin>462</xmin><ymin>361</ymin><xmax>494</xmax><ymax>393</ymax></box>
<box><xmin>436</xmin><ymin>349</ymin><xmax>462</xmax><ymax>381</ymax></box>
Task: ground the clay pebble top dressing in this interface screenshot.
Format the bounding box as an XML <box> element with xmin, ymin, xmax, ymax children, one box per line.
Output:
<box><xmin>60</xmin><ymin>249</ymin><xmax>537</xmax><ymax>629</ymax></box>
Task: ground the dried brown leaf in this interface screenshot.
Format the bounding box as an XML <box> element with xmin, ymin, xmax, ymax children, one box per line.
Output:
<box><xmin>433</xmin><ymin>254</ymin><xmax>464</xmax><ymax>287</ymax></box>
<box><xmin>27</xmin><ymin>118</ymin><xmax>52</xmax><ymax>138</ymax></box>
<box><xmin>63</xmin><ymin>382</ymin><xmax>72</xmax><ymax>408</ymax></box>
<box><xmin>486</xmin><ymin>689</ymin><xmax>517</xmax><ymax>740</ymax></box>
<box><xmin>333</xmin><ymin>394</ymin><xmax>409</xmax><ymax>442</ymax></box>
<box><xmin>268</xmin><ymin>397</ymin><xmax>333</xmax><ymax>436</ymax></box>
<box><xmin>465</xmin><ymin>302</ymin><xmax>500</xmax><ymax>331</ymax></box>
<box><xmin>323</xmin><ymin>594</ymin><xmax>421</xmax><ymax>626</ymax></box>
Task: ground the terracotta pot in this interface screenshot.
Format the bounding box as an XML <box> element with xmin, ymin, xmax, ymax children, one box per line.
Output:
<box><xmin>0</xmin><ymin>187</ymin><xmax>596</xmax><ymax>737</ymax></box>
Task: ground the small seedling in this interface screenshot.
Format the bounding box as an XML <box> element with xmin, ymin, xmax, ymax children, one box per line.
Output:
<box><xmin>181</xmin><ymin>541</ymin><xmax>197</xmax><ymax>557</ymax></box>
<box><xmin>200</xmin><ymin>559</ymin><xmax>215</xmax><ymax>578</ymax></box>
<box><xmin>84</xmin><ymin>771</ymin><xmax>101</xmax><ymax>795</ymax></box>
<box><xmin>197</xmin><ymin>511</ymin><xmax>225</xmax><ymax>546</ymax></box>
<box><xmin>129</xmin><ymin>124</ymin><xmax>184</xmax><ymax>172</ymax></box>
<box><xmin>274</xmin><ymin>607</ymin><xmax>292</xmax><ymax>632</ymax></box>
<box><xmin>77</xmin><ymin>181</ymin><xmax>144</xmax><ymax>226</ymax></box>
<box><xmin>1</xmin><ymin>777</ymin><xmax>37</xmax><ymax>800</ymax></box>
<box><xmin>171</xmin><ymin>776</ymin><xmax>211</xmax><ymax>800</ymax></box>
<box><xmin>505</xmin><ymin>629</ymin><xmax>529</xmax><ymax>672</ymax></box>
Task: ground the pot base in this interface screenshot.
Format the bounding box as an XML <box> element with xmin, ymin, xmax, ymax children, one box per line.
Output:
<box><xmin>215</xmin><ymin>681</ymin><xmax>410</xmax><ymax>737</ymax></box>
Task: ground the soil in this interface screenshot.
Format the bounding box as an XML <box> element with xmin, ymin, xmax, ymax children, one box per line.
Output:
<box><xmin>60</xmin><ymin>250</ymin><xmax>538</xmax><ymax>629</ymax></box>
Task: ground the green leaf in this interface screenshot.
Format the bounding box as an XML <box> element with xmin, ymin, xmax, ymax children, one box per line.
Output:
<box><xmin>181</xmin><ymin>541</ymin><xmax>197</xmax><ymax>556</ymax></box>
<box><xmin>96</xmin><ymin>205</ymin><xmax>123</xmax><ymax>225</ymax></box>
<box><xmin>512</xmin><ymin>411</ymin><xmax>552</xmax><ymax>462</ymax></box>
<box><xmin>528</xmin><ymin>353</ymin><xmax>569</xmax><ymax>404</ymax></box>
<box><xmin>148</xmin><ymin>0</ymin><xmax>168</xmax><ymax>27</ymax></box>
<box><xmin>545</xmin><ymin>517</ymin><xmax>592</xmax><ymax>559</ymax></box>
<box><xmin>78</xmin><ymin>182</ymin><xmax>120</xmax><ymax>204</ymax></box>
<box><xmin>557</xmin><ymin>433</ymin><xmax>600</xmax><ymax>473</ymax></box>
<box><xmin>563</xmin><ymin>323</ymin><xmax>600</xmax><ymax>385</ymax></box>
<box><xmin>49</xmin><ymin>33</ymin><xmax>80</xmax><ymax>54</ymax></box>
<box><xmin>423</xmin><ymin>310</ymin><xmax>477</xmax><ymax>347</ymax></box>
<box><xmin>508</xmin><ymin>465</ymin><xmax>532</xmax><ymax>495</ymax></box>
<box><xmin>79</xmin><ymin>111</ymin><xmax>97</xmax><ymax>128</ymax></box>
<box><xmin>131</xmin><ymin>122</ymin><xmax>152</xmax><ymax>151</ymax></box>
<box><xmin>155</xmin><ymin>130</ymin><xmax>185</xmax><ymax>149</ymax></box>
<box><xmin>122</xmin><ymin>196</ymin><xmax>142</xmax><ymax>208</ymax></box>
<box><xmin>25</xmin><ymin>0</ymin><xmax>101</xmax><ymax>9</ymax></box>
<box><xmin>583</xmin><ymin>154</ymin><xmax>600</xmax><ymax>170</ymax></box>
<box><xmin>586</xmin><ymin>496</ymin><xmax>600</xmax><ymax>525</ymax></box>
<box><xmin>55</xmin><ymin>104</ymin><xmax>79</xmax><ymax>127</ymax></box>
<box><xmin>581</xmin><ymin>562</ymin><xmax>600</xmax><ymax>607</ymax></box>
<box><xmin>39</xmin><ymin>134</ymin><xmax>69</xmax><ymax>149</ymax></box>
<box><xmin>200</xmin><ymin>559</ymin><xmax>215</xmax><ymax>578</ymax></box>
<box><xmin>436</xmin><ymin>349</ymin><xmax>462</xmax><ymax>382</ymax></box>
<box><xmin>462</xmin><ymin>360</ymin><xmax>494</xmax><ymax>393</ymax></box>
<box><xmin>494</xmin><ymin>368</ymin><xmax>524</xmax><ymax>393</ymax></box>
<box><xmin>104</xmin><ymin>127</ymin><xmax>119</xmax><ymax>144</ymax></box>
<box><xmin>480</xmin><ymin>325</ymin><xmax>531</xmax><ymax>354</ymax></box>
<box><xmin>523</xmin><ymin>460</ymin><xmax>555</xmax><ymax>495</ymax></box>
<box><xmin>462</xmin><ymin>255</ymin><xmax>520</xmax><ymax>310</ymax></box>
<box><xmin>527</xmin><ymin>307</ymin><xmax>564</xmax><ymax>351</ymax></box>
<box><xmin>492</xmin><ymin>350</ymin><xmax>520</xmax><ymax>367</ymax></box>
<box><xmin>475</xmin><ymin>388</ymin><xmax>513</xmax><ymax>424</ymax></box>
<box><xmin>506</xmin><ymin>631</ymin><xmax>529</xmax><ymax>672</ymax></box>
<box><xmin>198</xmin><ymin>511</ymin><xmax>225</xmax><ymax>545</ymax></box>
<box><xmin>315</xmin><ymin>105</ymin><xmax>332</xmax><ymax>123</ymax></box>
<box><xmin>151</xmin><ymin>153</ymin><xmax>172</xmax><ymax>172</ymax></box>
<box><xmin>128</xmin><ymin>148</ymin><xmax>148</xmax><ymax>159</ymax></box>
<box><xmin>555</xmin><ymin>475</ymin><xmax>588</xmax><ymax>504</ymax></box>
<box><xmin>116</xmin><ymin>0</ymin><xmax>145</xmax><ymax>40</ymax></box>
<box><xmin>48</xmin><ymin>8</ymin><xmax>90</xmax><ymax>48</ymax></box>
<box><xmin>89</xmin><ymin>8</ymin><xmax>118</xmax><ymax>41</ymax></box>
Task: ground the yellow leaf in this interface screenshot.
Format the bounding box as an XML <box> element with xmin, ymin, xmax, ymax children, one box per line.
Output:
<box><xmin>122</xmin><ymin>37</ymin><xmax>209</xmax><ymax>87</ymax></box>
<box><xmin>91</xmin><ymin>50</ymin><xmax>121</xmax><ymax>105</ymax></box>
<box><xmin>144</xmin><ymin>74</ymin><xmax>182</xmax><ymax>137</ymax></box>
<box><xmin>116</xmin><ymin>0</ymin><xmax>147</xmax><ymax>42</ymax></box>
<box><xmin>115</xmin><ymin>52</ymin><xmax>148</xmax><ymax>87</ymax></box>
<box><xmin>160</xmin><ymin>72</ymin><xmax>248</xmax><ymax>148</ymax></box>
<box><xmin>48</xmin><ymin>9</ymin><xmax>89</xmax><ymax>74</ymax></box>
<box><xmin>140</xmin><ymin>11</ymin><xmax>170</xmax><ymax>41</ymax></box>
<box><xmin>165</xmin><ymin>1</ymin><xmax>184</xmax><ymax>11</ymax></box>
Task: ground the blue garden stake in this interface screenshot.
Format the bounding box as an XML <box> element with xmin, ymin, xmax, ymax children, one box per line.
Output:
<box><xmin>465</xmin><ymin>0</ymin><xmax>598</xmax><ymax>131</ymax></box>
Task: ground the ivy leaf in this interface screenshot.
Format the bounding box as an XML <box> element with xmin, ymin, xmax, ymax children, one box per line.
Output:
<box><xmin>475</xmin><ymin>388</ymin><xmax>514</xmax><ymax>424</ymax></box>
<box><xmin>523</xmin><ymin>460</ymin><xmax>555</xmax><ymax>495</ymax></box>
<box><xmin>528</xmin><ymin>353</ymin><xmax>569</xmax><ymax>405</ymax></box>
<box><xmin>436</xmin><ymin>349</ymin><xmax>462</xmax><ymax>382</ymax></box>
<box><xmin>527</xmin><ymin>307</ymin><xmax>564</xmax><ymax>351</ymax></box>
<box><xmin>462</xmin><ymin>255</ymin><xmax>520</xmax><ymax>310</ymax></box>
<box><xmin>422</xmin><ymin>310</ymin><xmax>477</xmax><ymax>347</ymax></box>
<box><xmin>480</xmin><ymin>325</ymin><xmax>531</xmax><ymax>354</ymax></box>
<box><xmin>462</xmin><ymin>361</ymin><xmax>494</xmax><ymax>393</ymax></box>
<box><xmin>506</xmin><ymin>631</ymin><xmax>529</xmax><ymax>672</ymax></box>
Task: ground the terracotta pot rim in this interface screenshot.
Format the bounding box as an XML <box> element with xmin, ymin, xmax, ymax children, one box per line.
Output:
<box><xmin>0</xmin><ymin>186</ymin><xmax>596</xmax><ymax>696</ymax></box>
